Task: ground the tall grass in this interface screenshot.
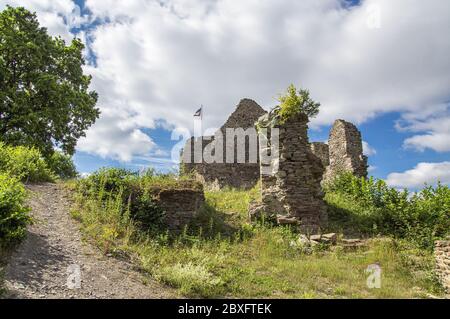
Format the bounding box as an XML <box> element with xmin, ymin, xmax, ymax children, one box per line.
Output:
<box><xmin>70</xmin><ymin>168</ymin><xmax>445</xmax><ymax>298</ymax></box>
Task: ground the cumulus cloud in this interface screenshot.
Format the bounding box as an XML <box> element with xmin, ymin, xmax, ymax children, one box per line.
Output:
<box><xmin>2</xmin><ymin>0</ymin><xmax>450</xmax><ymax>163</ymax></box>
<box><xmin>386</xmin><ymin>162</ymin><xmax>450</xmax><ymax>188</ymax></box>
<box><xmin>79</xmin><ymin>0</ymin><xmax>450</xmax><ymax>161</ymax></box>
<box><xmin>76</xmin><ymin>109</ymin><xmax>156</xmax><ymax>162</ymax></box>
<box><xmin>362</xmin><ymin>141</ymin><xmax>376</xmax><ymax>156</ymax></box>
<box><xmin>398</xmin><ymin>103</ymin><xmax>450</xmax><ymax>152</ymax></box>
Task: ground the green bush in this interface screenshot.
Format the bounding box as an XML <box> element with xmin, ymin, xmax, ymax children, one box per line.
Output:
<box><xmin>324</xmin><ymin>172</ymin><xmax>450</xmax><ymax>249</ymax></box>
<box><xmin>77</xmin><ymin>167</ymin><xmax>137</xmax><ymax>197</ymax></box>
<box><xmin>0</xmin><ymin>142</ymin><xmax>55</xmax><ymax>182</ymax></box>
<box><xmin>278</xmin><ymin>84</ymin><xmax>320</xmax><ymax>122</ymax></box>
<box><xmin>46</xmin><ymin>152</ymin><xmax>78</xmax><ymax>179</ymax></box>
<box><xmin>128</xmin><ymin>189</ymin><xmax>165</xmax><ymax>231</ymax></box>
<box><xmin>0</xmin><ymin>173</ymin><xmax>31</xmax><ymax>247</ymax></box>
<box><xmin>76</xmin><ymin>167</ymin><xmax>165</xmax><ymax>232</ymax></box>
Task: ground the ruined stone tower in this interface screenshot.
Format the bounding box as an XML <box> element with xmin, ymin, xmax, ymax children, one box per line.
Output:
<box><xmin>252</xmin><ymin>110</ymin><xmax>327</xmax><ymax>232</ymax></box>
<box><xmin>181</xmin><ymin>99</ymin><xmax>267</xmax><ymax>189</ymax></box>
<box><xmin>318</xmin><ymin>119</ymin><xmax>368</xmax><ymax>182</ymax></box>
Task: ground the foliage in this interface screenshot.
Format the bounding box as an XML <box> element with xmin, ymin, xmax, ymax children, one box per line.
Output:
<box><xmin>76</xmin><ymin>167</ymin><xmax>138</xmax><ymax>198</ymax></box>
<box><xmin>324</xmin><ymin>172</ymin><xmax>450</xmax><ymax>249</ymax></box>
<box><xmin>0</xmin><ymin>6</ymin><xmax>99</xmax><ymax>157</ymax></box>
<box><xmin>0</xmin><ymin>173</ymin><xmax>31</xmax><ymax>247</ymax></box>
<box><xmin>128</xmin><ymin>189</ymin><xmax>165</xmax><ymax>231</ymax></box>
<box><xmin>46</xmin><ymin>151</ymin><xmax>78</xmax><ymax>179</ymax></box>
<box><xmin>277</xmin><ymin>84</ymin><xmax>320</xmax><ymax>123</ymax></box>
<box><xmin>71</xmin><ymin>177</ymin><xmax>444</xmax><ymax>298</ymax></box>
<box><xmin>74</xmin><ymin>167</ymin><xmax>203</xmax><ymax>233</ymax></box>
<box><xmin>0</xmin><ymin>142</ymin><xmax>55</xmax><ymax>182</ymax></box>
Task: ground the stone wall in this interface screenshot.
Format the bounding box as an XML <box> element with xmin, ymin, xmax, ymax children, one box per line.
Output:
<box><xmin>152</xmin><ymin>187</ymin><xmax>205</xmax><ymax>231</ymax></box>
<box><xmin>181</xmin><ymin>98</ymin><xmax>267</xmax><ymax>189</ymax></box>
<box><xmin>435</xmin><ymin>239</ymin><xmax>450</xmax><ymax>294</ymax></box>
<box><xmin>310</xmin><ymin>142</ymin><xmax>329</xmax><ymax>167</ymax></box>
<box><xmin>182</xmin><ymin>99</ymin><xmax>368</xmax><ymax>190</ymax></box>
<box><xmin>323</xmin><ymin>119</ymin><xmax>368</xmax><ymax>182</ymax></box>
<box><xmin>253</xmin><ymin>111</ymin><xmax>327</xmax><ymax>232</ymax></box>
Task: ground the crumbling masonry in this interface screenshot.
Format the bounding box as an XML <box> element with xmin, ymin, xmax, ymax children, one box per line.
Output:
<box><xmin>251</xmin><ymin>111</ymin><xmax>328</xmax><ymax>232</ymax></box>
<box><xmin>181</xmin><ymin>99</ymin><xmax>368</xmax><ymax>230</ymax></box>
<box><xmin>181</xmin><ymin>99</ymin><xmax>267</xmax><ymax>189</ymax></box>
<box><xmin>310</xmin><ymin>119</ymin><xmax>368</xmax><ymax>183</ymax></box>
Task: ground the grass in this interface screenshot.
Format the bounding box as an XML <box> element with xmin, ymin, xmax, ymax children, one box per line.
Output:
<box><xmin>70</xmin><ymin>177</ymin><xmax>446</xmax><ymax>299</ymax></box>
<box><xmin>0</xmin><ymin>248</ymin><xmax>9</xmax><ymax>297</ymax></box>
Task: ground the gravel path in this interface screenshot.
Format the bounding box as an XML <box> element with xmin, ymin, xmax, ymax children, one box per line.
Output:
<box><xmin>3</xmin><ymin>183</ymin><xmax>176</xmax><ymax>299</ymax></box>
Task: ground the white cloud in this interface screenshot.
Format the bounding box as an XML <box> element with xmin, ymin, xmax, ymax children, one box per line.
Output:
<box><xmin>398</xmin><ymin>104</ymin><xmax>450</xmax><ymax>152</ymax></box>
<box><xmin>386</xmin><ymin>162</ymin><xmax>450</xmax><ymax>188</ymax></box>
<box><xmin>76</xmin><ymin>109</ymin><xmax>156</xmax><ymax>162</ymax></box>
<box><xmin>2</xmin><ymin>0</ymin><xmax>450</xmax><ymax>163</ymax></box>
<box><xmin>80</xmin><ymin>0</ymin><xmax>450</xmax><ymax>160</ymax></box>
<box><xmin>362</xmin><ymin>141</ymin><xmax>377</xmax><ymax>156</ymax></box>
<box><xmin>80</xmin><ymin>172</ymin><xmax>91</xmax><ymax>179</ymax></box>
<box><xmin>368</xmin><ymin>165</ymin><xmax>377</xmax><ymax>173</ymax></box>
<box><xmin>0</xmin><ymin>0</ymin><xmax>84</xmax><ymax>42</ymax></box>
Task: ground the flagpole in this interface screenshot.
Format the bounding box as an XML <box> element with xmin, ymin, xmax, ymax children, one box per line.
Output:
<box><xmin>193</xmin><ymin>105</ymin><xmax>203</xmax><ymax>163</ymax></box>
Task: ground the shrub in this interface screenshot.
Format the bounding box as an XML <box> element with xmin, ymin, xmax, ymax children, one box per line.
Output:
<box><xmin>0</xmin><ymin>173</ymin><xmax>31</xmax><ymax>247</ymax></box>
<box><xmin>46</xmin><ymin>152</ymin><xmax>78</xmax><ymax>179</ymax></box>
<box><xmin>0</xmin><ymin>142</ymin><xmax>55</xmax><ymax>182</ymax></box>
<box><xmin>76</xmin><ymin>167</ymin><xmax>137</xmax><ymax>198</ymax></box>
<box><xmin>128</xmin><ymin>189</ymin><xmax>165</xmax><ymax>231</ymax></box>
<box><xmin>278</xmin><ymin>84</ymin><xmax>320</xmax><ymax>122</ymax></box>
<box><xmin>324</xmin><ymin>172</ymin><xmax>450</xmax><ymax>249</ymax></box>
<box><xmin>76</xmin><ymin>167</ymin><xmax>166</xmax><ymax>232</ymax></box>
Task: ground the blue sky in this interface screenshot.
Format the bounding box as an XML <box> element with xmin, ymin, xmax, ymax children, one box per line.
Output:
<box><xmin>1</xmin><ymin>0</ymin><xmax>449</xmax><ymax>189</ymax></box>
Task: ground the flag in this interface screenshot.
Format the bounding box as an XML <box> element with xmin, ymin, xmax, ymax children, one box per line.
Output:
<box><xmin>194</xmin><ymin>106</ymin><xmax>203</xmax><ymax>117</ymax></box>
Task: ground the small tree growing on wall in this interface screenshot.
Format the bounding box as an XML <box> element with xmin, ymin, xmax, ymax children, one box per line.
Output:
<box><xmin>277</xmin><ymin>84</ymin><xmax>320</xmax><ymax>123</ymax></box>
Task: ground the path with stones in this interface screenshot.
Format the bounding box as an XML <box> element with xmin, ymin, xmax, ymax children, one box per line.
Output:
<box><xmin>3</xmin><ymin>183</ymin><xmax>176</xmax><ymax>299</ymax></box>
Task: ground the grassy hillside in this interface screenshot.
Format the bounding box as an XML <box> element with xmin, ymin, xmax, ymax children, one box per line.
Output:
<box><xmin>69</xmin><ymin>168</ymin><xmax>447</xmax><ymax>298</ymax></box>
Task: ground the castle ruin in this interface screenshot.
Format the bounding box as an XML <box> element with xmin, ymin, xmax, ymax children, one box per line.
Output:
<box><xmin>181</xmin><ymin>98</ymin><xmax>369</xmax><ymax>230</ymax></box>
<box><xmin>181</xmin><ymin>100</ymin><xmax>368</xmax><ymax>194</ymax></box>
<box><xmin>310</xmin><ymin>119</ymin><xmax>368</xmax><ymax>183</ymax></box>
<box><xmin>181</xmin><ymin>99</ymin><xmax>267</xmax><ymax>189</ymax></box>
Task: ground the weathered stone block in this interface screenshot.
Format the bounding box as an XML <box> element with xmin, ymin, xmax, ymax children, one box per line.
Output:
<box><xmin>151</xmin><ymin>187</ymin><xmax>205</xmax><ymax>231</ymax></box>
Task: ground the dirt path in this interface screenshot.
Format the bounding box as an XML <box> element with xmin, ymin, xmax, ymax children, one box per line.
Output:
<box><xmin>3</xmin><ymin>183</ymin><xmax>176</xmax><ymax>299</ymax></box>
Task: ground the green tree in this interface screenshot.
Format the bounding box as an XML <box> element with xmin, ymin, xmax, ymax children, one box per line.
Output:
<box><xmin>0</xmin><ymin>6</ymin><xmax>99</xmax><ymax>157</ymax></box>
<box><xmin>278</xmin><ymin>84</ymin><xmax>320</xmax><ymax>122</ymax></box>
